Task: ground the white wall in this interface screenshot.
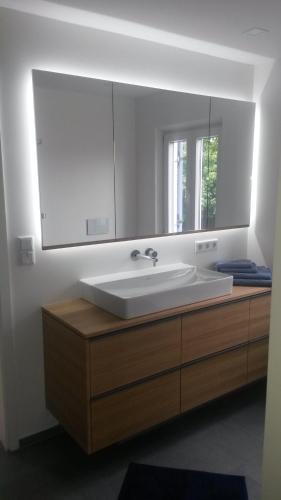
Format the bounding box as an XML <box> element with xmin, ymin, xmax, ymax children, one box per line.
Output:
<box><xmin>244</xmin><ymin>58</ymin><xmax>281</xmax><ymax>499</ymax></box>
<box><xmin>0</xmin><ymin>8</ymin><xmax>254</xmax><ymax>445</ymax></box>
<box><xmin>0</xmin><ymin>368</ymin><xmax>4</xmax><ymax>445</ymax></box>
<box><xmin>0</xmin><ymin>143</ymin><xmax>7</xmax><ymax>446</ymax></box>
<box><xmin>248</xmin><ymin>60</ymin><xmax>281</xmax><ymax>267</ymax></box>
<box><xmin>261</xmin><ymin>151</ymin><xmax>281</xmax><ymax>500</ymax></box>
<box><xmin>0</xmin><ymin>136</ymin><xmax>18</xmax><ymax>450</ymax></box>
<box><xmin>250</xmin><ymin>59</ymin><xmax>281</xmax><ymax>499</ymax></box>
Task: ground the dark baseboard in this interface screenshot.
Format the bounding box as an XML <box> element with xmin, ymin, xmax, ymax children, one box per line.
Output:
<box><xmin>20</xmin><ymin>425</ymin><xmax>64</xmax><ymax>449</ymax></box>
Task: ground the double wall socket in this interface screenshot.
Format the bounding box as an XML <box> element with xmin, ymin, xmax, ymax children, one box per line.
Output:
<box><xmin>195</xmin><ymin>238</ymin><xmax>218</xmax><ymax>254</ymax></box>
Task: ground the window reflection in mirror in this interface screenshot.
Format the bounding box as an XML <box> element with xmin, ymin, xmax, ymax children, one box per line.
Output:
<box><xmin>198</xmin><ymin>135</ymin><xmax>219</xmax><ymax>230</ymax></box>
<box><xmin>164</xmin><ymin>127</ymin><xmax>219</xmax><ymax>233</ymax></box>
<box><xmin>166</xmin><ymin>138</ymin><xmax>189</xmax><ymax>233</ymax></box>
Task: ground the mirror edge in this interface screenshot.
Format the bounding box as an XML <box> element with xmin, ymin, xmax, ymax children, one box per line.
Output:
<box><xmin>42</xmin><ymin>224</ymin><xmax>249</xmax><ymax>250</ymax></box>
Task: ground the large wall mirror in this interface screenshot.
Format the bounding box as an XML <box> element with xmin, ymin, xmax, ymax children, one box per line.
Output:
<box><xmin>32</xmin><ymin>70</ymin><xmax>255</xmax><ymax>249</ymax></box>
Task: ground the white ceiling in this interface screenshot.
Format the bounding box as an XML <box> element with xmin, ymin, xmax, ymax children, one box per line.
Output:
<box><xmin>48</xmin><ymin>0</ymin><xmax>280</xmax><ymax>59</ymax></box>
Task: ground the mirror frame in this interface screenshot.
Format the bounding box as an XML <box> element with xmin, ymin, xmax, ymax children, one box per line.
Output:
<box><xmin>32</xmin><ymin>70</ymin><xmax>251</xmax><ymax>250</ymax></box>
<box><xmin>42</xmin><ymin>224</ymin><xmax>248</xmax><ymax>250</ymax></box>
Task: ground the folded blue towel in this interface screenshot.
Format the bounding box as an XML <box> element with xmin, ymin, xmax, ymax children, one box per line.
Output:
<box><xmin>232</xmin><ymin>272</ymin><xmax>271</xmax><ymax>280</ymax></box>
<box><xmin>216</xmin><ymin>259</ymin><xmax>256</xmax><ymax>270</ymax></box>
<box><xmin>234</xmin><ymin>278</ymin><xmax>272</xmax><ymax>287</ymax></box>
<box><xmin>218</xmin><ymin>265</ymin><xmax>257</xmax><ymax>274</ymax></box>
<box><xmin>231</xmin><ymin>267</ymin><xmax>272</xmax><ymax>280</ymax></box>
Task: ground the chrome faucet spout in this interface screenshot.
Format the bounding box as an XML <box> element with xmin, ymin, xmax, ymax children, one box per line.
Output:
<box><xmin>131</xmin><ymin>248</ymin><xmax>158</xmax><ymax>267</ymax></box>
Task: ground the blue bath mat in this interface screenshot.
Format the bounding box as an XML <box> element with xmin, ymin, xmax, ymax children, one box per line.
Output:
<box><xmin>118</xmin><ymin>463</ymin><xmax>248</xmax><ymax>500</ymax></box>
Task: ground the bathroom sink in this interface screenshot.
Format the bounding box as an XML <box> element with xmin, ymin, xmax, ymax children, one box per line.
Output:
<box><xmin>80</xmin><ymin>263</ymin><xmax>233</xmax><ymax>319</ymax></box>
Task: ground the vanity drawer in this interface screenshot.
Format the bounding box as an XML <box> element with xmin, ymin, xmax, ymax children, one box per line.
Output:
<box><xmin>91</xmin><ymin>371</ymin><xmax>180</xmax><ymax>452</ymax></box>
<box><xmin>181</xmin><ymin>347</ymin><xmax>247</xmax><ymax>413</ymax></box>
<box><xmin>249</xmin><ymin>295</ymin><xmax>271</xmax><ymax>341</ymax></box>
<box><xmin>182</xmin><ymin>301</ymin><xmax>249</xmax><ymax>363</ymax></box>
<box><xmin>90</xmin><ymin>317</ymin><xmax>181</xmax><ymax>396</ymax></box>
<box><xmin>248</xmin><ymin>338</ymin><xmax>269</xmax><ymax>383</ymax></box>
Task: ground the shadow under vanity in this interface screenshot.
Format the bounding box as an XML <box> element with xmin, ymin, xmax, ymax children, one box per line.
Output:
<box><xmin>42</xmin><ymin>287</ymin><xmax>270</xmax><ymax>454</ymax></box>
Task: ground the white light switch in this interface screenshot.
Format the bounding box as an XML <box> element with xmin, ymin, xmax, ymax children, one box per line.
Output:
<box><xmin>18</xmin><ymin>236</ymin><xmax>35</xmax><ymax>265</ymax></box>
<box><xmin>18</xmin><ymin>236</ymin><xmax>34</xmax><ymax>251</ymax></box>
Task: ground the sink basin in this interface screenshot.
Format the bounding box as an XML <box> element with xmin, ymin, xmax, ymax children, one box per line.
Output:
<box><xmin>80</xmin><ymin>263</ymin><xmax>233</xmax><ymax>319</ymax></box>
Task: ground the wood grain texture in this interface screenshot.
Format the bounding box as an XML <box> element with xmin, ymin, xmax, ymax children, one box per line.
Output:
<box><xmin>248</xmin><ymin>338</ymin><xmax>269</xmax><ymax>383</ymax></box>
<box><xmin>249</xmin><ymin>295</ymin><xmax>271</xmax><ymax>341</ymax></box>
<box><xmin>182</xmin><ymin>301</ymin><xmax>249</xmax><ymax>363</ymax></box>
<box><xmin>42</xmin><ymin>287</ymin><xmax>271</xmax><ymax>454</ymax></box>
<box><xmin>90</xmin><ymin>318</ymin><xmax>181</xmax><ymax>396</ymax></box>
<box><xmin>43</xmin><ymin>313</ymin><xmax>91</xmax><ymax>453</ymax></box>
<box><xmin>181</xmin><ymin>347</ymin><xmax>248</xmax><ymax>413</ymax></box>
<box><xmin>91</xmin><ymin>371</ymin><xmax>180</xmax><ymax>451</ymax></box>
<box><xmin>42</xmin><ymin>287</ymin><xmax>271</xmax><ymax>339</ymax></box>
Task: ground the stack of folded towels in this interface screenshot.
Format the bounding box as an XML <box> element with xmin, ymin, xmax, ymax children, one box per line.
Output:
<box><xmin>215</xmin><ymin>259</ymin><xmax>272</xmax><ymax>287</ymax></box>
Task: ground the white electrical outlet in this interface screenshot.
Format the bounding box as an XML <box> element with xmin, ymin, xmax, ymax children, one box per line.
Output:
<box><xmin>195</xmin><ymin>238</ymin><xmax>218</xmax><ymax>254</ymax></box>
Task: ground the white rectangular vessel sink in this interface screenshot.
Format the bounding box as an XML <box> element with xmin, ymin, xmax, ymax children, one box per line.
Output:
<box><xmin>80</xmin><ymin>263</ymin><xmax>233</xmax><ymax>319</ymax></box>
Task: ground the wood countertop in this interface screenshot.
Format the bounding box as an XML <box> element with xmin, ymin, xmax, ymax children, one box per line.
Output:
<box><xmin>42</xmin><ymin>286</ymin><xmax>271</xmax><ymax>340</ymax></box>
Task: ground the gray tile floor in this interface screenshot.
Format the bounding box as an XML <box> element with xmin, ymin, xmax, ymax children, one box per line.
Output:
<box><xmin>0</xmin><ymin>381</ymin><xmax>266</xmax><ymax>500</ymax></box>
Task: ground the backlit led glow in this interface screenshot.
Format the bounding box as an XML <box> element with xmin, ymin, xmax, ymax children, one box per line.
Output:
<box><xmin>26</xmin><ymin>63</ymin><xmax>261</xmax><ymax>252</ymax></box>
<box><xmin>250</xmin><ymin>105</ymin><xmax>261</xmax><ymax>225</ymax></box>
<box><xmin>24</xmin><ymin>72</ymin><xmax>42</xmax><ymax>243</ymax></box>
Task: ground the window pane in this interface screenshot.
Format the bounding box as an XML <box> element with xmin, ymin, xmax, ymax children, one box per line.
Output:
<box><xmin>168</xmin><ymin>140</ymin><xmax>189</xmax><ymax>232</ymax></box>
<box><xmin>200</xmin><ymin>136</ymin><xmax>218</xmax><ymax>229</ymax></box>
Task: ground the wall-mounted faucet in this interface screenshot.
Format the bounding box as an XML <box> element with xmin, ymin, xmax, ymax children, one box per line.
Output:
<box><xmin>131</xmin><ymin>247</ymin><xmax>158</xmax><ymax>267</ymax></box>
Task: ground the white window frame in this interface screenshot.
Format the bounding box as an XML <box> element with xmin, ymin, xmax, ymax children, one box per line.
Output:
<box><xmin>163</xmin><ymin>125</ymin><xmax>220</xmax><ymax>232</ymax></box>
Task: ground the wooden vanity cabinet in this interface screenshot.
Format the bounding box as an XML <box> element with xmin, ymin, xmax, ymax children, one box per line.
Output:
<box><xmin>42</xmin><ymin>287</ymin><xmax>271</xmax><ymax>454</ymax></box>
<box><xmin>249</xmin><ymin>294</ymin><xmax>271</xmax><ymax>340</ymax></box>
<box><xmin>90</xmin><ymin>317</ymin><xmax>181</xmax><ymax>396</ymax></box>
<box><xmin>181</xmin><ymin>300</ymin><xmax>249</xmax><ymax>363</ymax></box>
<box><xmin>181</xmin><ymin>347</ymin><xmax>248</xmax><ymax>413</ymax></box>
<box><xmin>248</xmin><ymin>338</ymin><xmax>269</xmax><ymax>383</ymax></box>
<box><xmin>43</xmin><ymin>314</ymin><xmax>92</xmax><ymax>452</ymax></box>
<box><xmin>91</xmin><ymin>371</ymin><xmax>180</xmax><ymax>452</ymax></box>
<box><xmin>248</xmin><ymin>294</ymin><xmax>270</xmax><ymax>383</ymax></box>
